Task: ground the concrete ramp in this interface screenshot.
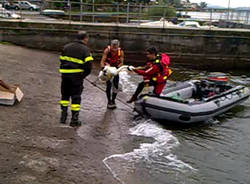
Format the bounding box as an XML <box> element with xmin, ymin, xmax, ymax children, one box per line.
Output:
<box><xmin>0</xmin><ymin>80</ymin><xmax>24</xmax><ymax>105</ymax></box>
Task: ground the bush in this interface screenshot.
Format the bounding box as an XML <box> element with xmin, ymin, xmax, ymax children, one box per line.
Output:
<box><xmin>147</xmin><ymin>6</ymin><xmax>176</xmax><ymax>18</ymax></box>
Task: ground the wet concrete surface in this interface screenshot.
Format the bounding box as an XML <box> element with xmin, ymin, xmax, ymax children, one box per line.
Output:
<box><xmin>0</xmin><ymin>44</ymin><xmax>136</xmax><ymax>184</ymax></box>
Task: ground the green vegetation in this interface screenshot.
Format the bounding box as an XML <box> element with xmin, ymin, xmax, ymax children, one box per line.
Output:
<box><xmin>0</xmin><ymin>42</ymin><xmax>13</xmax><ymax>45</ymax></box>
<box><xmin>199</xmin><ymin>2</ymin><xmax>207</xmax><ymax>9</ymax></box>
<box><xmin>146</xmin><ymin>6</ymin><xmax>176</xmax><ymax>18</ymax></box>
<box><xmin>49</xmin><ymin>0</ymin><xmax>182</xmax><ymax>20</ymax></box>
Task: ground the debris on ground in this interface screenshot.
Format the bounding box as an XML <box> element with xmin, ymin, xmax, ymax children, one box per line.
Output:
<box><xmin>0</xmin><ymin>79</ymin><xmax>24</xmax><ymax>105</ymax></box>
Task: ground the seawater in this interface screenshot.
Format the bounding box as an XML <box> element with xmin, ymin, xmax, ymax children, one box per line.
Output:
<box><xmin>103</xmin><ymin>68</ymin><xmax>250</xmax><ymax>184</ymax></box>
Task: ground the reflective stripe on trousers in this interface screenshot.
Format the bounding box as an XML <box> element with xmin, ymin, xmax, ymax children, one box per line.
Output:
<box><xmin>71</xmin><ymin>104</ymin><xmax>81</xmax><ymax>111</ymax></box>
<box><xmin>60</xmin><ymin>100</ymin><xmax>70</xmax><ymax>107</ymax></box>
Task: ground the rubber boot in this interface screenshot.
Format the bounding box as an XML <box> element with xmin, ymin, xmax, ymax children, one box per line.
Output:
<box><xmin>111</xmin><ymin>93</ymin><xmax>117</xmax><ymax>109</ymax></box>
<box><xmin>70</xmin><ymin>111</ymin><xmax>82</xmax><ymax>127</ymax></box>
<box><xmin>60</xmin><ymin>106</ymin><xmax>68</xmax><ymax>124</ymax></box>
<box><xmin>107</xmin><ymin>100</ymin><xmax>113</xmax><ymax>109</ymax></box>
<box><xmin>106</xmin><ymin>81</ymin><xmax>112</xmax><ymax>109</ymax></box>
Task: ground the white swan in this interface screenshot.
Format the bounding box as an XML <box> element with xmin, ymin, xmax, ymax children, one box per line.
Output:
<box><xmin>98</xmin><ymin>65</ymin><xmax>134</xmax><ymax>82</ymax></box>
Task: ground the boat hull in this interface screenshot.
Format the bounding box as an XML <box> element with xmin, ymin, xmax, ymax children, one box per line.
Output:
<box><xmin>134</xmin><ymin>81</ymin><xmax>250</xmax><ymax>123</ymax></box>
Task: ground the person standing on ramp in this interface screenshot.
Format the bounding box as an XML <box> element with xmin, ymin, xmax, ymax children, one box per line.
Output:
<box><xmin>59</xmin><ymin>31</ymin><xmax>94</xmax><ymax>126</ymax></box>
<box><xmin>100</xmin><ymin>39</ymin><xmax>124</xmax><ymax>109</ymax></box>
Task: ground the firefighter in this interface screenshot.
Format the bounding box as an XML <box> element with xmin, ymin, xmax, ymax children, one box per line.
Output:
<box><xmin>127</xmin><ymin>46</ymin><xmax>171</xmax><ymax>103</ymax></box>
<box><xmin>100</xmin><ymin>39</ymin><xmax>124</xmax><ymax>109</ymax></box>
<box><xmin>59</xmin><ymin>31</ymin><xmax>94</xmax><ymax>126</ymax></box>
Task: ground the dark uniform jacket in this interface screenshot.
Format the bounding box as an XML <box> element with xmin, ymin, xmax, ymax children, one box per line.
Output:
<box><xmin>59</xmin><ymin>40</ymin><xmax>93</xmax><ymax>78</ymax></box>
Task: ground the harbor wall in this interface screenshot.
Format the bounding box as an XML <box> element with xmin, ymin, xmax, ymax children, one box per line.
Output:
<box><xmin>0</xmin><ymin>20</ymin><xmax>249</xmax><ymax>70</ymax></box>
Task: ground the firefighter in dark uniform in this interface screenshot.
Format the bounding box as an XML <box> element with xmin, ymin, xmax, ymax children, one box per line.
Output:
<box><xmin>59</xmin><ymin>31</ymin><xmax>93</xmax><ymax>126</ymax></box>
<box><xmin>100</xmin><ymin>39</ymin><xmax>124</xmax><ymax>109</ymax></box>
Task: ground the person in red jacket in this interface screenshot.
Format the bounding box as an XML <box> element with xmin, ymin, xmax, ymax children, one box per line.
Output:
<box><xmin>127</xmin><ymin>46</ymin><xmax>171</xmax><ymax>103</ymax></box>
<box><xmin>100</xmin><ymin>39</ymin><xmax>124</xmax><ymax>109</ymax></box>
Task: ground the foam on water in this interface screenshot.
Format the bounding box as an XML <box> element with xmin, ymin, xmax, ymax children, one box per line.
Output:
<box><xmin>103</xmin><ymin>119</ymin><xmax>196</xmax><ymax>184</ymax></box>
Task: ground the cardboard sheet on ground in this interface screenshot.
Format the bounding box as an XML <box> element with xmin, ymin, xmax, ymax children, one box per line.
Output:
<box><xmin>0</xmin><ymin>80</ymin><xmax>24</xmax><ymax>105</ymax></box>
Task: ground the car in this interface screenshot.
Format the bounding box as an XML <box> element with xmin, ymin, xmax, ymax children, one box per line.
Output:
<box><xmin>17</xmin><ymin>1</ymin><xmax>40</xmax><ymax>11</ymax></box>
<box><xmin>2</xmin><ymin>1</ymin><xmax>20</xmax><ymax>10</ymax></box>
<box><xmin>4</xmin><ymin>1</ymin><xmax>40</xmax><ymax>11</ymax></box>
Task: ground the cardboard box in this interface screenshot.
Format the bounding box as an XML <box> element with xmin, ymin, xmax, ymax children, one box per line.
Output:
<box><xmin>0</xmin><ymin>80</ymin><xmax>24</xmax><ymax>106</ymax></box>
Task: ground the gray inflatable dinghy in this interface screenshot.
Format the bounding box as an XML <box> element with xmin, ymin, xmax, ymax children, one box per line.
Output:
<box><xmin>134</xmin><ymin>80</ymin><xmax>250</xmax><ymax>123</ymax></box>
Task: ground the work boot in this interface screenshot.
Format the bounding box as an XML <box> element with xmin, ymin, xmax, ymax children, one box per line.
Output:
<box><xmin>110</xmin><ymin>93</ymin><xmax>117</xmax><ymax>109</ymax></box>
<box><xmin>126</xmin><ymin>95</ymin><xmax>136</xmax><ymax>103</ymax></box>
<box><xmin>107</xmin><ymin>100</ymin><xmax>114</xmax><ymax>109</ymax></box>
<box><xmin>111</xmin><ymin>100</ymin><xmax>117</xmax><ymax>109</ymax></box>
<box><xmin>60</xmin><ymin>106</ymin><xmax>68</xmax><ymax>124</ymax></box>
<box><xmin>70</xmin><ymin>111</ymin><xmax>82</xmax><ymax>127</ymax></box>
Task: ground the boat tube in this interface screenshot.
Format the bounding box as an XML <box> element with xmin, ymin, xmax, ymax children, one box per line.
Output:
<box><xmin>134</xmin><ymin>80</ymin><xmax>250</xmax><ymax>123</ymax></box>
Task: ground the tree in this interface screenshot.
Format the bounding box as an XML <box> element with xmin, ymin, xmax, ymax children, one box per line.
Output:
<box><xmin>199</xmin><ymin>1</ymin><xmax>207</xmax><ymax>9</ymax></box>
<box><xmin>147</xmin><ymin>6</ymin><xmax>176</xmax><ymax>18</ymax></box>
<box><xmin>157</xmin><ymin>0</ymin><xmax>181</xmax><ymax>6</ymax></box>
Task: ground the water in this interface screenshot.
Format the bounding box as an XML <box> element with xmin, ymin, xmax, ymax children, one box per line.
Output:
<box><xmin>104</xmin><ymin>68</ymin><xmax>250</xmax><ymax>184</ymax></box>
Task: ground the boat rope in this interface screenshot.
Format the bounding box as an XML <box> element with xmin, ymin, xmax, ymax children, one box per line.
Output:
<box><xmin>212</xmin><ymin>87</ymin><xmax>244</xmax><ymax>103</ymax></box>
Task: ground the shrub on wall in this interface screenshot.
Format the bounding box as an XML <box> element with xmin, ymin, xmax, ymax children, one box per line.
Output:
<box><xmin>146</xmin><ymin>6</ymin><xmax>176</xmax><ymax>19</ymax></box>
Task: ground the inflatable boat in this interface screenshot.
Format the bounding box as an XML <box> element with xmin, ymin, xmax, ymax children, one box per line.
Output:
<box><xmin>134</xmin><ymin>80</ymin><xmax>250</xmax><ymax>123</ymax></box>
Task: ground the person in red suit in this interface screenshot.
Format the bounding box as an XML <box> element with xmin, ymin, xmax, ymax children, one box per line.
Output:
<box><xmin>127</xmin><ymin>46</ymin><xmax>172</xmax><ymax>103</ymax></box>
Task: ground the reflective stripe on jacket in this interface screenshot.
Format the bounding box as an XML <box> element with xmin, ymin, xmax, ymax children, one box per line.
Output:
<box><xmin>135</xmin><ymin>55</ymin><xmax>172</xmax><ymax>83</ymax></box>
<box><xmin>60</xmin><ymin>40</ymin><xmax>93</xmax><ymax>74</ymax></box>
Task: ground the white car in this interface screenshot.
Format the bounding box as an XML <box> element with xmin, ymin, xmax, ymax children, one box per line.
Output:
<box><xmin>16</xmin><ymin>1</ymin><xmax>40</xmax><ymax>11</ymax></box>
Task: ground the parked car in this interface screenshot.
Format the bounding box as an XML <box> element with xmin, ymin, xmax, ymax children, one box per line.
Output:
<box><xmin>2</xmin><ymin>1</ymin><xmax>20</xmax><ymax>10</ymax></box>
<box><xmin>16</xmin><ymin>1</ymin><xmax>40</xmax><ymax>11</ymax></box>
<box><xmin>4</xmin><ymin>1</ymin><xmax>40</xmax><ymax>11</ymax></box>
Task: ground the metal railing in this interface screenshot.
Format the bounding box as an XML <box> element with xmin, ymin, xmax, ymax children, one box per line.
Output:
<box><xmin>1</xmin><ymin>0</ymin><xmax>250</xmax><ymax>29</ymax></box>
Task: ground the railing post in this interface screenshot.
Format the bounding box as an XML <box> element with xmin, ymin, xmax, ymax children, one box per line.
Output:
<box><xmin>92</xmin><ymin>0</ymin><xmax>95</xmax><ymax>22</ymax></box>
<box><xmin>246</xmin><ymin>11</ymin><xmax>250</xmax><ymax>24</ymax></box>
<box><xmin>227</xmin><ymin>0</ymin><xmax>230</xmax><ymax>21</ymax></box>
<box><xmin>126</xmin><ymin>2</ymin><xmax>130</xmax><ymax>23</ymax></box>
<box><xmin>116</xmin><ymin>2</ymin><xmax>119</xmax><ymax>23</ymax></box>
<box><xmin>80</xmin><ymin>0</ymin><xmax>83</xmax><ymax>22</ymax></box>
<box><xmin>163</xmin><ymin>6</ymin><xmax>166</xmax><ymax>29</ymax></box>
<box><xmin>69</xmin><ymin>2</ymin><xmax>72</xmax><ymax>24</ymax></box>
<box><xmin>209</xmin><ymin>9</ymin><xmax>213</xmax><ymax>29</ymax></box>
<box><xmin>138</xmin><ymin>3</ymin><xmax>142</xmax><ymax>25</ymax></box>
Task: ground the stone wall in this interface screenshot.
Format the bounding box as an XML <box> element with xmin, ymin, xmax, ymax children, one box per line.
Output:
<box><xmin>0</xmin><ymin>20</ymin><xmax>250</xmax><ymax>70</ymax></box>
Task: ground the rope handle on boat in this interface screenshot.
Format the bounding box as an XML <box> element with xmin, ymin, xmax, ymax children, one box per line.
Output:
<box><xmin>205</xmin><ymin>86</ymin><xmax>246</xmax><ymax>103</ymax></box>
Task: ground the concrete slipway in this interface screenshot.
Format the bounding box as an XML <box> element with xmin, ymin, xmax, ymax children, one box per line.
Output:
<box><xmin>0</xmin><ymin>43</ymin><xmax>138</xmax><ymax>184</ymax></box>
